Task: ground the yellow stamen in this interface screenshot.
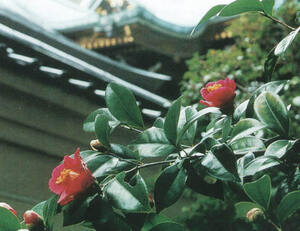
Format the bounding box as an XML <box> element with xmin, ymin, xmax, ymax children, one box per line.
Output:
<box><xmin>56</xmin><ymin>169</ymin><xmax>80</xmax><ymax>184</ymax></box>
<box><xmin>207</xmin><ymin>83</ymin><xmax>222</xmax><ymax>92</ymax></box>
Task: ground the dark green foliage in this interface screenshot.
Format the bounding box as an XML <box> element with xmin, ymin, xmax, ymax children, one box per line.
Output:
<box><xmin>181</xmin><ymin>0</ymin><xmax>300</xmax><ymax>136</ymax></box>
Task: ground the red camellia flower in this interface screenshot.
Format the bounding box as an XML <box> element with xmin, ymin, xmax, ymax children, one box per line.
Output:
<box><xmin>48</xmin><ymin>148</ymin><xmax>94</xmax><ymax>206</ymax></box>
<box><xmin>0</xmin><ymin>202</ymin><xmax>17</xmax><ymax>216</ymax></box>
<box><xmin>200</xmin><ymin>78</ymin><xmax>236</xmax><ymax>108</ymax></box>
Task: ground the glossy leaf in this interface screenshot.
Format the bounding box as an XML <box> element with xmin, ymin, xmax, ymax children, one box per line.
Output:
<box><xmin>110</xmin><ymin>144</ymin><xmax>139</xmax><ymax>160</ymax></box>
<box><xmin>43</xmin><ymin>195</ymin><xmax>59</xmax><ymax>231</ymax></box>
<box><xmin>86</xmin><ymin>154</ymin><xmax>134</xmax><ymax>180</ymax></box>
<box><xmin>202</xmin><ymin>152</ymin><xmax>237</xmax><ymax>182</ymax></box>
<box><xmin>261</xmin><ymin>0</ymin><xmax>275</xmax><ymax>15</ymax></box>
<box><xmin>231</xmin><ymin>118</ymin><xmax>266</xmax><ymax>142</ymax></box>
<box><xmin>274</xmin><ymin>27</ymin><xmax>300</xmax><ymax>57</ymax></box>
<box><xmin>211</xmin><ymin>143</ymin><xmax>239</xmax><ymax>179</ymax></box>
<box><xmin>164</xmin><ymin>98</ymin><xmax>181</xmax><ymax>144</ymax></box>
<box><xmin>32</xmin><ymin>201</ymin><xmax>46</xmax><ymax>218</ymax></box>
<box><xmin>265</xmin><ymin>140</ymin><xmax>296</xmax><ymax>159</ymax></box>
<box><xmin>264</xmin><ymin>48</ymin><xmax>279</xmax><ymax>82</ymax></box>
<box><xmin>130</xmin><ymin>127</ymin><xmax>176</xmax><ymax>158</ymax></box>
<box><xmin>231</xmin><ymin>136</ymin><xmax>265</xmax><ymax>154</ymax></box>
<box><xmin>0</xmin><ymin>207</ymin><xmax>20</xmax><ymax>231</ymax></box>
<box><xmin>85</xmin><ymin>196</ymin><xmax>131</xmax><ymax>231</ymax></box>
<box><xmin>154</xmin><ymin>162</ymin><xmax>188</xmax><ymax>213</ymax></box>
<box><xmin>254</xmin><ymin>92</ymin><xmax>289</xmax><ymax>136</ymax></box>
<box><xmin>233</xmin><ymin>100</ymin><xmax>249</xmax><ymax>122</ymax></box>
<box><xmin>246</xmin><ymin>80</ymin><xmax>287</xmax><ymax>117</ymax></box>
<box><xmin>177</xmin><ymin>107</ymin><xmax>221</xmax><ymax>144</ymax></box>
<box><xmin>222</xmin><ymin>116</ymin><xmax>232</xmax><ymax>142</ymax></box>
<box><xmin>186</xmin><ymin>162</ymin><xmax>224</xmax><ymax>199</ymax></box>
<box><xmin>219</xmin><ymin>0</ymin><xmax>263</xmax><ymax>16</ymax></box>
<box><xmin>104</xmin><ymin>172</ymin><xmax>151</xmax><ymax>213</ymax></box>
<box><xmin>237</xmin><ymin>152</ymin><xmax>255</xmax><ymax>180</ymax></box>
<box><xmin>243</xmin><ymin>175</ymin><xmax>271</xmax><ymax>209</ymax></box>
<box><xmin>235</xmin><ymin>202</ymin><xmax>263</xmax><ymax>218</ymax></box>
<box><xmin>243</xmin><ymin>156</ymin><xmax>280</xmax><ymax>177</ymax></box>
<box><xmin>150</xmin><ymin>223</ymin><xmax>184</xmax><ymax>231</ymax></box>
<box><xmin>83</xmin><ymin>108</ymin><xmax>118</xmax><ymax>132</ymax></box>
<box><xmin>191</xmin><ymin>4</ymin><xmax>226</xmax><ymax>35</ymax></box>
<box><xmin>153</xmin><ymin>117</ymin><xmax>164</xmax><ymax>128</ymax></box>
<box><xmin>177</xmin><ymin>106</ymin><xmax>198</xmax><ymax>145</ymax></box>
<box><xmin>105</xmin><ymin>83</ymin><xmax>144</xmax><ymax>128</ymax></box>
<box><xmin>276</xmin><ymin>190</ymin><xmax>300</xmax><ymax>224</ymax></box>
<box><xmin>95</xmin><ymin>114</ymin><xmax>111</xmax><ymax>148</ymax></box>
<box><xmin>63</xmin><ymin>196</ymin><xmax>94</xmax><ymax>226</ymax></box>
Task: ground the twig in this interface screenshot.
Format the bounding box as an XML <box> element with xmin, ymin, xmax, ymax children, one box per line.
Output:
<box><xmin>261</xmin><ymin>13</ymin><xmax>296</xmax><ymax>31</ymax></box>
<box><xmin>125</xmin><ymin>159</ymin><xmax>175</xmax><ymax>174</ymax></box>
<box><xmin>120</xmin><ymin>124</ymin><xmax>143</xmax><ymax>133</ymax></box>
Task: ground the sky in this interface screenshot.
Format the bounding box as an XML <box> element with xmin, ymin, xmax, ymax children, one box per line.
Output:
<box><xmin>132</xmin><ymin>0</ymin><xmax>234</xmax><ymax>27</ymax></box>
<box><xmin>132</xmin><ymin>0</ymin><xmax>285</xmax><ymax>27</ymax></box>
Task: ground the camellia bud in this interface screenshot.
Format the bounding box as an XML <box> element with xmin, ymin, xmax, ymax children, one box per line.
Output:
<box><xmin>148</xmin><ymin>194</ymin><xmax>155</xmax><ymax>208</ymax></box>
<box><xmin>24</xmin><ymin>210</ymin><xmax>44</xmax><ymax>230</ymax></box>
<box><xmin>90</xmin><ymin>139</ymin><xmax>102</xmax><ymax>151</ymax></box>
<box><xmin>246</xmin><ymin>208</ymin><xmax>265</xmax><ymax>222</ymax></box>
<box><xmin>0</xmin><ymin>202</ymin><xmax>17</xmax><ymax>216</ymax></box>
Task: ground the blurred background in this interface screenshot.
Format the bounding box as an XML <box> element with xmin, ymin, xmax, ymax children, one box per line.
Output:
<box><xmin>0</xmin><ymin>0</ymin><xmax>298</xmax><ymax>230</ymax></box>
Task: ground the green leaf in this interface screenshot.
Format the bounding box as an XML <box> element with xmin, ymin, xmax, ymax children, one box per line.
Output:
<box><xmin>211</xmin><ymin>143</ymin><xmax>239</xmax><ymax>179</ymax></box>
<box><xmin>110</xmin><ymin>144</ymin><xmax>139</xmax><ymax>160</ymax></box>
<box><xmin>254</xmin><ymin>92</ymin><xmax>289</xmax><ymax>136</ymax></box>
<box><xmin>85</xmin><ymin>195</ymin><xmax>131</xmax><ymax>231</ymax></box>
<box><xmin>264</xmin><ymin>48</ymin><xmax>279</xmax><ymax>82</ymax></box>
<box><xmin>231</xmin><ymin>136</ymin><xmax>265</xmax><ymax>155</ymax></box>
<box><xmin>265</xmin><ymin>140</ymin><xmax>296</xmax><ymax>159</ymax></box>
<box><xmin>231</xmin><ymin>119</ymin><xmax>266</xmax><ymax>142</ymax></box>
<box><xmin>154</xmin><ymin>162</ymin><xmax>188</xmax><ymax>213</ymax></box>
<box><xmin>222</xmin><ymin>116</ymin><xmax>232</xmax><ymax>142</ymax></box>
<box><xmin>153</xmin><ymin>117</ymin><xmax>164</xmax><ymax>128</ymax></box>
<box><xmin>95</xmin><ymin>113</ymin><xmax>111</xmax><ymax>148</ymax></box>
<box><xmin>201</xmin><ymin>152</ymin><xmax>237</xmax><ymax>182</ymax></box>
<box><xmin>186</xmin><ymin>162</ymin><xmax>224</xmax><ymax>199</ymax></box>
<box><xmin>105</xmin><ymin>83</ymin><xmax>144</xmax><ymax>128</ymax></box>
<box><xmin>191</xmin><ymin>4</ymin><xmax>226</xmax><ymax>35</ymax></box>
<box><xmin>149</xmin><ymin>223</ymin><xmax>184</xmax><ymax>231</ymax></box>
<box><xmin>63</xmin><ymin>196</ymin><xmax>94</xmax><ymax>226</ymax></box>
<box><xmin>219</xmin><ymin>0</ymin><xmax>263</xmax><ymax>16</ymax></box>
<box><xmin>261</xmin><ymin>0</ymin><xmax>275</xmax><ymax>15</ymax></box>
<box><xmin>243</xmin><ymin>175</ymin><xmax>271</xmax><ymax>210</ymax></box>
<box><xmin>32</xmin><ymin>201</ymin><xmax>46</xmax><ymax>218</ymax></box>
<box><xmin>243</xmin><ymin>156</ymin><xmax>280</xmax><ymax>177</ymax></box>
<box><xmin>246</xmin><ymin>80</ymin><xmax>287</xmax><ymax>118</ymax></box>
<box><xmin>274</xmin><ymin>27</ymin><xmax>300</xmax><ymax>57</ymax></box>
<box><xmin>235</xmin><ymin>202</ymin><xmax>263</xmax><ymax>218</ymax></box>
<box><xmin>177</xmin><ymin>106</ymin><xmax>198</xmax><ymax>146</ymax></box>
<box><xmin>104</xmin><ymin>172</ymin><xmax>151</xmax><ymax>213</ymax></box>
<box><xmin>83</xmin><ymin>108</ymin><xmax>118</xmax><ymax>132</ymax></box>
<box><xmin>0</xmin><ymin>207</ymin><xmax>20</xmax><ymax>231</ymax></box>
<box><xmin>237</xmin><ymin>152</ymin><xmax>255</xmax><ymax>179</ymax></box>
<box><xmin>276</xmin><ymin>190</ymin><xmax>300</xmax><ymax>224</ymax></box>
<box><xmin>130</xmin><ymin>127</ymin><xmax>176</xmax><ymax>158</ymax></box>
<box><xmin>177</xmin><ymin>107</ymin><xmax>221</xmax><ymax>144</ymax></box>
<box><xmin>43</xmin><ymin>195</ymin><xmax>59</xmax><ymax>231</ymax></box>
<box><xmin>86</xmin><ymin>154</ymin><xmax>134</xmax><ymax>180</ymax></box>
<box><xmin>164</xmin><ymin>98</ymin><xmax>181</xmax><ymax>144</ymax></box>
<box><xmin>233</xmin><ymin>100</ymin><xmax>249</xmax><ymax>122</ymax></box>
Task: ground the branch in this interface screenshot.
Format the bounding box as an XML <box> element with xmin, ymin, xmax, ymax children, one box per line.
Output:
<box><xmin>120</xmin><ymin>124</ymin><xmax>143</xmax><ymax>133</ymax></box>
<box><xmin>261</xmin><ymin>13</ymin><xmax>296</xmax><ymax>31</ymax></box>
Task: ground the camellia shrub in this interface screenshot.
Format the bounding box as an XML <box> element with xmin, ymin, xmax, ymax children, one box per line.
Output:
<box><xmin>0</xmin><ymin>1</ymin><xmax>299</xmax><ymax>231</ymax></box>
<box><xmin>181</xmin><ymin>0</ymin><xmax>300</xmax><ymax>136</ymax></box>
